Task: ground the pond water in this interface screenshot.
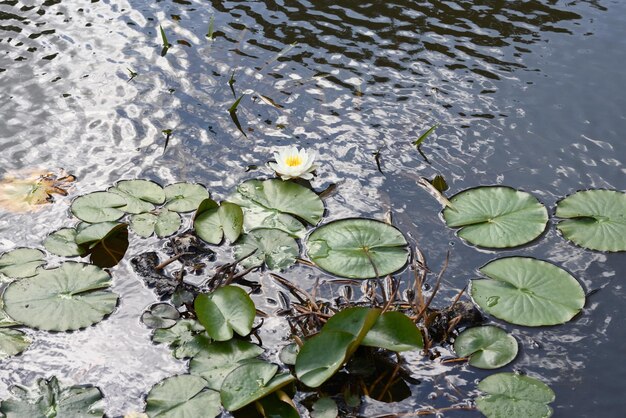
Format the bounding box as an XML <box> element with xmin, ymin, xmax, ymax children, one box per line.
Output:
<box><xmin>1</xmin><ymin>0</ymin><xmax>625</xmax><ymax>416</ymax></box>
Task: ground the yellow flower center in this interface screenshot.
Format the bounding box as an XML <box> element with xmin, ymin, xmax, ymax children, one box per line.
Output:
<box><xmin>285</xmin><ymin>155</ymin><xmax>303</xmax><ymax>167</ymax></box>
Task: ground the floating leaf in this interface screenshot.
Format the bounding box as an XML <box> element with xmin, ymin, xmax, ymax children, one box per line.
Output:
<box><xmin>311</xmin><ymin>397</ymin><xmax>338</xmax><ymax>418</ymax></box>
<box><xmin>454</xmin><ymin>326</ymin><xmax>518</xmax><ymax>369</ymax></box>
<box><xmin>194</xmin><ymin>286</ymin><xmax>255</xmax><ymax>341</ymax></box>
<box><xmin>278</xmin><ymin>343</ymin><xmax>299</xmax><ymax>366</ymax></box>
<box><xmin>44</xmin><ymin>228</ymin><xmax>86</xmax><ymax>257</ymax></box>
<box><xmin>145</xmin><ymin>375</ymin><xmax>220</xmax><ymax>418</ymax></box>
<box><xmin>71</xmin><ymin>191</ymin><xmax>127</xmax><ymax>223</ymax></box>
<box><xmin>141</xmin><ymin>303</ymin><xmax>180</xmax><ymax>329</ymax></box>
<box><xmin>555</xmin><ymin>190</ymin><xmax>626</xmax><ymax>252</ymax></box>
<box><xmin>108</xmin><ymin>180</ymin><xmax>163</xmax><ymax>214</ymax></box>
<box><xmin>443</xmin><ymin>186</ymin><xmax>548</xmax><ymax>248</ymax></box>
<box><xmin>0</xmin><ymin>300</ymin><xmax>18</xmax><ymax>328</ymax></box>
<box><xmin>470</xmin><ymin>257</ymin><xmax>585</xmax><ymax>326</ymax></box>
<box><xmin>476</xmin><ymin>373</ymin><xmax>555</xmax><ymax>418</ymax></box>
<box><xmin>237</xmin><ymin>179</ymin><xmax>324</xmax><ymax>225</ymax></box>
<box><xmin>361</xmin><ymin>311</ymin><xmax>423</xmax><ymax>352</ymax></box>
<box><xmin>0</xmin><ymin>248</ymin><xmax>45</xmax><ymax>280</ymax></box>
<box><xmin>164</xmin><ymin>183</ymin><xmax>210</xmax><ymax>213</ymax></box>
<box><xmin>296</xmin><ymin>308</ymin><xmax>380</xmax><ymax>388</ymax></box>
<box><xmin>229</xmin><ymin>192</ymin><xmax>306</xmax><ymax>238</ymax></box>
<box><xmin>2</xmin><ymin>262</ymin><xmax>118</xmax><ymax>331</ymax></box>
<box><xmin>75</xmin><ymin>222</ymin><xmax>129</xmax><ymax>268</ymax></box>
<box><xmin>153</xmin><ymin>319</ymin><xmax>211</xmax><ymax>359</ymax></box>
<box><xmin>194</xmin><ymin>199</ymin><xmax>243</xmax><ymax>244</ymax></box>
<box><xmin>0</xmin><ymin>376</ymin><xmax>104</xmax><ymax>418</ymax></box>
<box><xmin>220</xmin><ymin>361</ymin><xmax>295</xmax><ymax>411</ymax></box>
<box><xmin>130</xmin><ymin>210</ymin><xmax>182</xmax><ymax>238</ymax></box>
<box><xmin>0</xmin><ymin>328</ymin><xmax>31</xmax><ymax>360</ymax></box>
<box><xmin>189</xmin><ymin>339</ymin><xmax>264</xmax><ymax>390</ymax></box>
<box><xmin>306</xmin><ymin>219</ymin><xmax>409</xmax><ymax>279</ymax></box>
<box><xmin>233</xmin><ymin>229</ymin><xmax>299</xmax><ymax>271</ymax></box>
<box><xmin>0</xmin><ymin>170</ymin><xmax>75</xmax><ymax>213</ymax></box>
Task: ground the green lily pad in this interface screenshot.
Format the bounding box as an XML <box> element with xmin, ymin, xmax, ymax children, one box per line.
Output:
<box><xmin>189</xmin><ymin>339</ymin><xmax>264</xmax><ymax>390</ymax></box>
<box><xmin>108</xmin><ymin>188</ymin><xmax>155</xmax><ymax>215</ymax></box>
<box><xmin>228</xmin><ymin>191</ymin><xmax>307</xmax><ymax>238</ymax></box>
<box><xmin>0</xmin><ymin>300</ymin><xmax>19</xmax><ymax>328</ymax></box>
<box><xmin>220</xmin><ymin>361</ymin><xmax>295</xmax><ymax>411</ymax></box>
<box><xmin>115</xmin><ymin>180</ymin><xmax>165</xmax><ymax>204</ymax></box>
<box><xmin>0</xmin><ymin>376</ymin><xmax>104</xmax><ymax>418</ymax></box>
<box><xmin>556</xmin><ymin>189</ymin><xmax>626</xmax><ymax>252</ymax></box>
<box><xmin>470</xmin><ymin>257</ymin><xmax>585</xmax><ymax>327</ymax></box>
<box><xmin>130</xmin><ymin>210</ymin><xmax>182</xmax><ymax>238</ymax></box>
<box><xmin>153</xmin><ymin>319</ymin><xmax>211</xmax><ymax>359</ymax></box>
<box><xmin>442</xmin><ymin>186</ymin><xmax>548</xmax><ymax>248</ymax></box>
<box><xmin>44</xmin><ymin>228</ymin><xmax>86</xmax><ymax>257</ymax></box>
<box><xmin>296</xmin><ymin>307</ymin><xmax>380</xmax><ymax>388</ymax></box>
<box><xmin>164</xmin><ymin>183</ymin><xmax>210</xmax><ymax>213</ymax></box>
<box><xmin>306</xmin><ymin>219</ymin><xmax>409</xmax><ymax>279</ymax></box>
<box><xmin>236</xmin><ymin>179</ymin><xmax>324</xmax><ymax>225</ymax></box>
<box><xmin>278</xmin><ymin>343</ymin><xmax>299</xmax><ymax>366</ymax></box>
<box><xmin>233</xmin><ymin>229</ymin><xmax>299</xmax><ymax>271</ymax></box>
<box><xmin>141</xmin><ymin>303</ymin><xmax>180</xmax><ymax>329</ymax></box>
<box><xmin>194</xmin><ymin>199</ymin><xmax>243</xmax><ymax>244</ymax></box>
<box><xmin>0</xmin><ymin>248</ymin><xmax>45</xmax><ymax>280</ymax></box>
<box><xmin>454</xmin><ymin>326</ymin><xmax>518</xmax><ymax>369</ymax></box>
<box><xmin>0</xmin><ymin>328</ymin><xmax>31</xmax><ymax>360</ymax></box>
<box><xmin>194</xmin><ymin>286</ymin><xmax>256</xmax><ymax>341</ymax></box>
<box><xmin>75</xmin><ymin>222</ymin><xmax>129</xmax><ymax>268</ymax></box>
<box><xmin>145</xmin><ymin>375</ymin><xmax>221</xmax><ymax>418</ymax></box>
<box><xmin>71</xmin><ymin>191</ymin><xmax>127</xmax><ymax>223</ymax></box>
<box><xmin>476</xmin><ymin>373</ymin><xmax>555</xmax><ymax>418</ymax></box>
<box><xmin>2</xmin><ymin>262</ymin><xmax>119</xmax><ymax>331</ymax></box>
<box><xmin>361</xmin><ymin>311</ymin><xmax>423</xmax><ymax>352</ymax></box>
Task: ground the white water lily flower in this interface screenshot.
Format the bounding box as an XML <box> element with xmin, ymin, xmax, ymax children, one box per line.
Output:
<box><xmin>268</xmin><ymin>146</ymin><xmax>318</xmax><ymax>180</ymax></box>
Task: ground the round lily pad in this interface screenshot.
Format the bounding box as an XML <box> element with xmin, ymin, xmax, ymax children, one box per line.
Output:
<box><xmin>0</xmin><ymin>248</ymin><xmax>46</xmax><ymax>279</ymax></box>
<box><xmin>233</xmin><ymin>229</ymin><xmax>299</xmax><ymax>270</ymax></box>
<box><xmin>44</xmin><ymin>228</ymin><xmax>85</xmax><ymax>257</ymax></box>
<box><xmin>305</xmin><ymin>219</ymin><xmax>409</xmax><ymax>279</ymax></box>
<box><xmin>194</xmin><ymin>199</ymin><xmax>243</xmax><ymax>244</ymax></box>
<box><xmin>476</xmin><ymin>373</ymin><xmax>555</xmax><ymax>418</ymax></box>
<box><xmin>470</xmin><ymin>257</ymin><xmax>585</xmax><ymax>327</ymax></box>
<box><xmin>454</xmin><ymin>326</ymin><xmax>518</xmax><ymax>369</ymax></box>
<box><xmin>116</xmin><ymin>179</ymin><xmax>165</xmax><ymax>204</ymax></box>
<box><xmin>194</xmin><ymin>286</ymin><xmax>256</xmax><ymax>341</ymax></box>
<box><xmin>71</xmin><ymin>191</ymin><xmax>127</xmax><ymax>223</ymax></box>
<box><xmin>556</xmin><ymin>189</ymin><xmax>626</xmax><ymax>252</ymax></box>
<box><xmin>141</xmin><ymin>303</ymin><xmax>180</xmax><ymax>329</ymax></box>
<box><xmin>130</xmin><ymin>210</ymin><xmax>181</xmax><ymax>238</ymax></box>
<box><xmin>2</xmin><ymin>262</ymin><xmax>119</xmax><ymax>331</ymax></box>
<box><xmin>145</xmin><ymin>375</ymin><xmax>221</xmax><ymax>418</ymax></box>
<box><xmin>443</xmin><ymin>186</ymin><xmax>548</xmax><ymax>248</ymax></box>
<box><xmin>236</xmin><ymin>179</ymin><xmax>324</xmax><ymax>225</ymax></box>
<box><xmin>164</xmin><ymin>183</ymin><xmax>210</xmax><ymax>213</ymax></box>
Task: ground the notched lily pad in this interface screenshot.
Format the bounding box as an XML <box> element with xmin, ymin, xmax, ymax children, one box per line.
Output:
<box><xmin>2</xmin><ymin>262</ymin><xmax>119</xmax><ymax>331</ymax></box>
<box><xmin>130</xmin><ymin>210</ymin><xmax>181</xmax><ymax>238</ymax></box>
<box><xmin>71</xmin><ymin>191</ymin><xmax>127</xmax><ymax>223</ymax></box>
<box><xmin>556</xmin><ymin>189</ymin><xmax>626</xmax><ymax>252</ymax></box>
<box><xmin>44</xmin><ymin>228</ymin><xmax>86</xmax><ymax>257</ymax></box>
<box><xmin>145</xmin><ymin>375</ymin><xmax>221</xmax><ymax>418</ymax></box>
<box><xmin>194</xmin><ymin>286</ymin><xmax>256</xmax><ymax>341</ymax></box>
<box><xmin>194</xmin><ymin>199</ymin><xmax>243</xmax><ymax>244</ymax></box>
<box><xmin>164</xmin><ymin>183</ymin><xmax>210</xmax><ymax>213</ymax></box>
<box><xmin>0</xmin><ymin>248</ymin><xmax>46</xmax><ymax>280</ymax></box>
<box><xmin>454</xmin><ymin>326</ymin><xmax>518</xmax><ymax>369</ymax></box>
<box><xmin>443</xmin><ymin>186</ymin><xmax>548</xmax><ymax>248</ymax></box>
<box><xmin>470</xmin><ymin>257</ymin><xmax>585</xmax><ymax>327</ymax></box>
<box><xmin>152</xmin><ymin>319</ymin><xmax>211</xmax><ymax>359</ymax></box>
<box><xmin>306</xmin><ymin>218</ymin><xmax>409</xmax><ymax>279</ymax></box>
<box><xmin>0</xmin><ymin>328</ymin><xmax>31</xmax><ymax>360</ymax></box>
<box><xmin>233</xmin><ymin>229</ymin><xmax>299</xmax><ymax>271</ymax></box>
<box><xmin>75</xmin><ymin>222</ymin><xmax>129</xmax><ymax>268</ymax></box>
<box><xmin>476</xmin><ymin>373</ymin><xmax>555</xmax><ymax>418</ymax></box>
<box><xmin>361</xmin><ymin>310</ymin><xmax>423</xmax><ymax>352</ymax></box>
<box><xmin>141</xmin><ymin>303</ymin><xmax>180</xmax><ymax>329</ymax></box>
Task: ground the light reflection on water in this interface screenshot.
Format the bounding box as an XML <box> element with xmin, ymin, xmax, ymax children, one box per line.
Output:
<box><xmin>1</xmin><ymin>0</ymin><xmax>625</xmax><ymax>416</ymax></box>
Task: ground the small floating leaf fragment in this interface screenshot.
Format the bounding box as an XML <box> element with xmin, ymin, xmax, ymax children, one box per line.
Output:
<box><xmin>206</xmin><ymin>15</ymin><xmax>215</xmax><ymax>40</ymax></box>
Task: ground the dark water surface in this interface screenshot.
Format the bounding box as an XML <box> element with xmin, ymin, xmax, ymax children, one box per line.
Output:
<box><xmin>1</xmin><ymin>0</ymin><xmax>625</xmax><ymax>416</ymax></box>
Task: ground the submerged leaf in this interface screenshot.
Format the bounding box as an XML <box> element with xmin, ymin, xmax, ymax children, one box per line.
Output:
<box><xmin>306</xmin><ymin>219</ymin><xmax>409</xmax><ymax>279</ymax></box>
<box><xmin>470</xmin><ymin>257</ymin><xmax>585</xmax><ymax>327</ymax></box>
<box><xmin>556</xmin><ymin>189</ymin><xmax>626</xmax><ymax>252</ymax></box>
<box><xmin>153</xmin><ymin>319</ymin><xmax>211</xmax><ymax>359</ymax></box>
<box><xmin>476</xmin><ymin>373</ymin><xmax>554</xmax><ymax>418</ymax></box>
<box><xmin>0</xmin><ymin>170</ymin><xmax>75</xmax><ymax>213</ymax></box>
<box><xmin>443</xmin><ymin>186</ymin><xmax>548</xmax><ymax>248</ymax></box>
<box><xmin>141</xmin><ymin>303</ymin><xmax>180</xmax><ymax>329</ymax></box>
